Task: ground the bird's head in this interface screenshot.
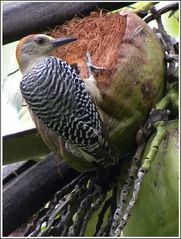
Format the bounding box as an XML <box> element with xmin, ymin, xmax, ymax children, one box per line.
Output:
<box><xmin>16</xmin><ymin>34</ymin><xmax>77</xmax><ymax>74</ymax></box>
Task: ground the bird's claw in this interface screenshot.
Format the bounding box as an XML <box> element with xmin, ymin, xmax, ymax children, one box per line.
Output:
<box><xmin>84</xmin><ymin>52</ymin><xmax>110</xmax><ymax>77</ymax></box>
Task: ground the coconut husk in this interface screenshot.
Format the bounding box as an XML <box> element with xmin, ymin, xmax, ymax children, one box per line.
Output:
<box><xmin>48</xmin><ymin>10</ymin><xmax>165</xmax><ymax>159</ymax></box>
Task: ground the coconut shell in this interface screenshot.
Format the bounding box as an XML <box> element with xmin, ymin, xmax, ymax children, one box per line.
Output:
<box><xmin>48</xmin><ymin>10</ymin><xmax>165</xmax><ymax>169</ymax></box>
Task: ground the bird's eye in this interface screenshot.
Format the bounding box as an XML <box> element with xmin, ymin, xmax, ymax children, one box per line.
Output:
<box><xmin>35</xmin><ymin>37</ymin><xmax>45</xmax><ymax>44</ymax></box>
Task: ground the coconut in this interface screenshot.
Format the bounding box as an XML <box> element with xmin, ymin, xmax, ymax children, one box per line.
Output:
<box><xmin>48</xmin><ymin>10</ymin><xmax>165</xmax><ymax>171</ymax></box>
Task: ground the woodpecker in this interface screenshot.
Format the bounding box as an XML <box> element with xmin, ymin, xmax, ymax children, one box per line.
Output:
<box><xmin>16</xmin><ymin>34</ymin><xmax>115</xmax><ymax>170</ymax></box>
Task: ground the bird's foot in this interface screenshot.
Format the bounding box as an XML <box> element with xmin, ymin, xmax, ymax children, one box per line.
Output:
<box><xmin>84</xmin><ymin>52</ymin><xmax>110</xmax><ymax>77</ymax></box>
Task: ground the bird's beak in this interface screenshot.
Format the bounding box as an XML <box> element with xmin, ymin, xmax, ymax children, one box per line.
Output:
<box><xmin>51</xmin><ymin>37</ymin><xmax>78</xmax><ymax>48</ymax></box>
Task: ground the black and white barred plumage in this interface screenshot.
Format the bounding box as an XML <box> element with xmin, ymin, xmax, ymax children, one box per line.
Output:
<box><xmin>20</xmin><ymin>56</ymin><xmax>114</xmax><ymax>167</ymax></box>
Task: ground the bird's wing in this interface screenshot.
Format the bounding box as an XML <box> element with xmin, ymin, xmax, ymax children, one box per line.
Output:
<box><xmin>20</xmin><ymin>57</ymin><xmax>115</xmax><ymax>166</ymax></box>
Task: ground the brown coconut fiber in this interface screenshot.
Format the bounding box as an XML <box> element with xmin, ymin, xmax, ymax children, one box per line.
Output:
<box><xmin>49</xmin><ymin>11</ymin><xmax>126</xmax><ymax>90</ymax></box>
